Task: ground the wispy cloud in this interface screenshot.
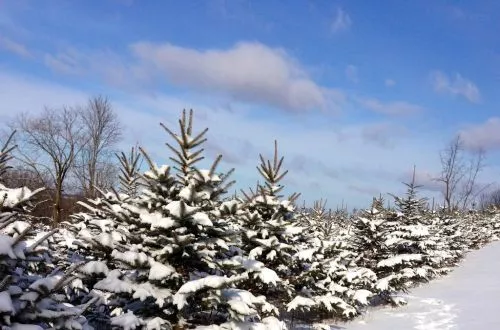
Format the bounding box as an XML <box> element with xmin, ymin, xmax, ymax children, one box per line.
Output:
<box><xmin>331</xmin><ymin>7</ymin><xmax>352</xmax><ymax>33</ymax></box>
<box><xmin>361</xmin><ymin>122</ymin><xmax>408</xmax><ymax>148</ymax></box>
<box><xmin>42</xmin><ymin>42</ymin><xmax>332</xmax><ymax>112</ymax></box>
<box><xmin>345</xmin><ymin>65</ymin><xmax>359</xmax><ymax>83</ymax></box>
<box><xmin>430</xmin><ymin>70</ymin><xmax>481</xmax><ymax>103</ymax></box>
<box><xmin>385</xmin><ymin>78</ymin><xmax>396</xmax><ymax>87</ymax></box>
<box><xmin>44</xmin><ymin>49</ymin><xmax>83</xmax><ymax>75</ymax></box>
<box><xmin>460</xmin><ymin>118</ymin><xmax>500</xmax><ymax>151</ymax></box>
<box><xmin>204</xmin><ymin>138</ymin><xmax>257</xmax><ymax>166</ymax></box>
<box><xmin>0</xmin><ymin>36</ymin><xmax>32</xmax><ymax>58</ymax></box>
<box><xmin>289</xmin><ymin>154</ymin><xmax>339</xmax><ymax>179</ymax></box>
<box><xmin>43</xmin><ymin>47</ymin><xmax>149</xmax><ymax>89</ymax></box>
<box><xmin>357</xmin><ymin>97</ymin><xmax>425</xmax><ymax>116</ymax></box>
<box><xmin>347</xmin><ymin>184</ymin><xmax>381</xmax><ymax>197</ymax></box>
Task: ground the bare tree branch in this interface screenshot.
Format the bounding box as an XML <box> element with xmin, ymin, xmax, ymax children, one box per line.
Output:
<box><xmin>73</xmin><ymin>95</ymin><xmax>122</xmax><ymax>198</ymax></box>
<box><xmin>11</xmin><ymin>107</ymin><xmax>88</xmax><ymax>222</ymax></box>
<box><xmin>435</xmin><ymin>135</ymin><xmax>488</xmax><ymax>212</ymax></box>
<box><xmin>458</xmin><ymin>148</ymin><xmax>486</xmax><ymax>209</ymax></box>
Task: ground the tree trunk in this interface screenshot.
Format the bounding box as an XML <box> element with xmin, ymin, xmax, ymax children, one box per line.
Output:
<box><xmin>53</xmin><ymin>181</ymin><xmax>63</xmax><ymax>223</ymax></box>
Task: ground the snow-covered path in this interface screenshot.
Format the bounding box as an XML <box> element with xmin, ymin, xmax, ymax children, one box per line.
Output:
<box><xmin>340</xmin><ymin>241</ymin><xmax>500</xmax><ymax>330</ymax></box>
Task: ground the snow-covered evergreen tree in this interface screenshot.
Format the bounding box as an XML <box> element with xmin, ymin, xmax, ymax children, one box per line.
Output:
<box><xmin>287</xmin><ymin>219</ymin><xmax>376</xmax><ymax>323</ymax></box>
<box><xmin>460</xmin><ymin>208</ymin><xmax>500</xmax><ymax>249</ymax></box>
<box><xmin>234</xmin><ymin>141</ymin><xmax>305</xmax><ymax>306</ymax></box>
<box><xmin>65</xmin><ymin>110</ymin><xmax>281</xmax><ymax>329</ymax></box>
<box><xmin>349</xmin><ymin>197</ymin><xmax>387</xmax><ymax>271</ymax></box>
<box><xmin>58</xmin><ymin>147</ymin><xmax>144</xmax><ymax>273</ymax></box>
<box><xmin>426</xmin><ymin>210</ymin><xmax>468</xmax><ymax>273</ymax></box>
<box><xmin>117</xmin><ymin>147</ymin><xmax>143</xmax><ymax>199</ymax></box>
<box><xmin>233</xmin><ymin>143</ymin><xmax>372</xmax><ymax>323</ymax></box>
<box><xmin>297</xmin><ymin>200</ymin><xmax>343</xmax><ymax>242</ymax></box>
<box><xmin>375</xmin><ymin>174</ymin><xmax>436</xmax><ymax>305</ymax></box>
<box><xmin>0</xmin><ymin>131</ymin><xmax>95</xmax><ymax>329</ymax></box>
<box><xmin>289</xmin><ymin>239</ymin><xmax>376</xmax><ymax>322</ymax></box>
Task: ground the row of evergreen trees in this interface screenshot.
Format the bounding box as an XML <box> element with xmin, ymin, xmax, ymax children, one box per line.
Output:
<box><xmin>1</xmin><ymin>110</ymin><xmax>499</xmax><ymax>329</ymax></box>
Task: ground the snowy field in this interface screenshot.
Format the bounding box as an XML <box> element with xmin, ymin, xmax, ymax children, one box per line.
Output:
<box><xmin>334</xmin><ymin>241</ymin><xmax>500</xmax><ymax>330</ymax></box>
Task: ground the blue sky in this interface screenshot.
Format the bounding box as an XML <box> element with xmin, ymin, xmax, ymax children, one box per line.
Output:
<box><xmin>1</xmin><ymin>0</ymin><xmax>499</xmax><ymax>209</ymax></box>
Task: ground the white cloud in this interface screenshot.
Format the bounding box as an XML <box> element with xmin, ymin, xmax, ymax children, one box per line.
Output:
<box><xmin>331</xmin><ymin>7</ymin><xmax>352</xmax><ymax>33</ymax></box>
<box><xmin>430</xmin><ymin>71</ymin><xmax>481</xmax><ymax>103</ymax></box>
<box><xmin>0</xmin><ymin>36</ymin><xmax>32</xmax><ymax>58</ymax></box>
<box><xmin>44</xmin><ymin>42</ymin><xmax>331</xmax><ymax>112</ymax></box>
<box><xmin>460</xmin><ymin>118</ymin><xmax>500</xmax><ymax>151</ymax></box>
<box><xmin>385</xmin><ymin>78</ymin><xmax>396</xmax><ymax>87</ymax></box>
<box><xmin>44</xmin><ymin>47</ymin><xmax>150</xmax><ymax>90</ymax></box>
<box><xmin>345</xmin><ymin>65</ymin><xmax>359</xmax><ymax>83</ymax></box>
<box><xmin>130</xmin><ymin>41</ymin><xmax>328</xmax><ymax>111</ymax></box>
<box><xmin>357</xmin><ymin>97</ymin><xmax>425</xmax><ymax>116</ymax></box>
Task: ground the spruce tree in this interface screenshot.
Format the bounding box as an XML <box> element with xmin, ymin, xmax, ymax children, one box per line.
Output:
<box><xmin>117</xmin><ymin>147</ymin><xmax>143</xmax><ymax>198</ymax></box>
<box><xmin>65</xmin><ymin>110</ymin><xmax>280</xmax><ymax>329</ymax></box>
<box><xmin>375</xmin><ymin>173</ymin><xmax>435</xmax><ymax>305</ymax></box>
<box><xmin>297</xmin><ymin>200</ymin><xmax>340</xmax><ymax>242</ymax></box>
<box><xmin>350</xmin><ymin>197</ymin><xmax>387</xmax><ymax>270</ymax></box>
<box><xmin>426</xmin><ymin>211</ymin><xmax>466</xmax><ymax>272</ymax></box>
<box><xmin>289</xmin><ymin>205</ymin><xmax>378</xmax><ymax>323</ymax></box>
<box><xmin>235</xmin><ymin>141</ymin><xmax>304</xmax><ymax>306</ymax></box>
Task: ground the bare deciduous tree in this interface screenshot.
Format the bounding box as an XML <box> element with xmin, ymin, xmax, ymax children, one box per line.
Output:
<box><xmin>458</xmin><ymin>147</ymin><xmax>487</xmax><ymax>209</ymax></box>
<box><xmin>435</xmin><ymin>135</ymin><xmax>487</xmax><ymax>211</ymax></box>
<box><xmin>12</xmin><ymin>107</ymin><xmax>87</xmax><ymax>222</ymax></box>
<box><xmin>436</xmin><ymin>135</ymin><xmax>465</xmax><ymax>211</ymax></box>
<box><xmin>74</xmin><ymin>95</ymin><xmax>122</xmax><ymax>198</ymax></box>
<box><xmin>479</xmin><ymin>188</ymin><xmax>500</xmax><ymax>210</ymax></box>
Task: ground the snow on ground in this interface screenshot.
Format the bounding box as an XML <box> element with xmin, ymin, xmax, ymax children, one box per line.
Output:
<box><xmin>336</xmin><ymin>241</ymin><xmax>500</xmax><ymax>330</ymax></box>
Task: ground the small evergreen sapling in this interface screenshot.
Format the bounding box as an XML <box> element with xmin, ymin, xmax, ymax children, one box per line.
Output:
<box><xmin>237</xmin><ymin>141</ymin><xmax>304</xmax><ymax>308</ymax></box>
<box><xmin>350</xmin><ymin>197</ymin><xmax>387</xmax><ymax>270</ymax></box>
<box><xmin>375</xmin><ymin>174</ymin><xmax>435</xmax><ymax>305</ymax></box>
<box><xmin>289</xmin><ymin>200</ymin><xmax>378</xmax><ymax>322</ymax></box>
<box><xmin>297</xmin><ymin>199</ymin><xmax>340</xmax><ymax>242</ymax></box>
